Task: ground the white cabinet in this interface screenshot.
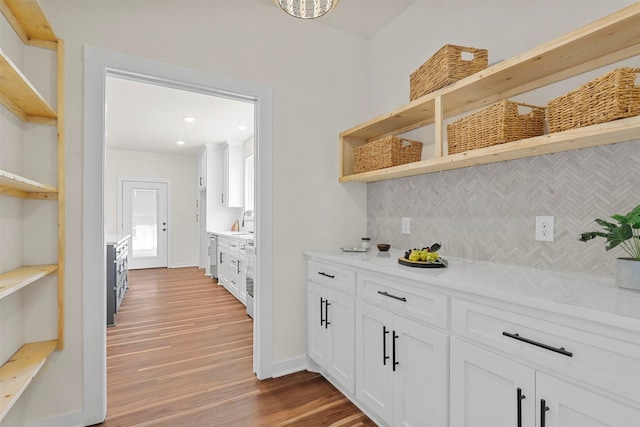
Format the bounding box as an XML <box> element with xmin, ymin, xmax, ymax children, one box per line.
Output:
<box><xmin>217</xmin><ymin>237</ymin><xmax>229</xmax><ymax>288</ymax></box>
<box><xmin>305</xmin><ymin>251</ymin><xmax>640</xmax><ymax>427</ymax></box>
<box><xmin>451</xmin><ymin>338</ymin><xmax>640</xmax><ymax>427</ymax></box>
<box><xmin>307</xmin><ymin>281</ymin><xmax>355</xmax><ymax>394</ymax></box>
<box><xmin>536</xmin><ymin>372</ymin><xmax>640</xmax><ymax>427</ymax></box>
<box><xmin>215</xmin><ymin>236</ymin><xmax>247</xmax><ymax>305</ymax></box>
<box><xmin>355</xmin><ymin>301</ymin><xmax>448</xmax><ymax>427</ymax></box>
<box><xmin>198</xmin><ymin>146</ymin><xmax>207</xmax><ymax>190</ymax></box>
<box><xmin>450</xmin><ymin>338</ymin><xmax>535</xmax><ymax>427</ymax></box>
<box><xmin>222</xmin><ymin>142</ymin><xmax>243</xmax><ymax>208</ymax></box>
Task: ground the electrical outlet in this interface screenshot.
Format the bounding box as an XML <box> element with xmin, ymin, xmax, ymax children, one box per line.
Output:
<box><xmin>535</xmin><ymin>216</ymin><xmax>554</xmax><ymax>242</ymax></box>
<box><xmin>402</xmin><ymin>217</ymin><xmax>411</xmax><ymax>234</ymax></box>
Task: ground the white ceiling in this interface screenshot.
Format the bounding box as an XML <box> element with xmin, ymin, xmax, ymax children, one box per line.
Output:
<box><xmin>105</xmin><ymin>0</ymin><xmax>415</xmax><ymax>156</ymax></box>
<box><xmin>106</xmin><ymin>76</ymin><xmax>255</xmax><ymax>155</ymax></box>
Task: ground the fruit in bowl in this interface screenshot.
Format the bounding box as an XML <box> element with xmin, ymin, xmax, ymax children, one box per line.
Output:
<box><xmin>404</xmin><ymin>243</ymin><xmax>441</xmax><ymax>262</ymax></box>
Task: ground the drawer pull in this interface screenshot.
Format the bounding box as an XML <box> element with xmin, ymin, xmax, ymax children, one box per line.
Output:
<box><xmin>377</xmin><ymin>291</ymin><xmax>407</xmax><ymax>302</ymax></box>
<box><xmin>502</xmin><ymin>332</ymin><xmax>573</xmax><ymax>357</ymax></box>
<box><xmin>318</xmin><ymin>272</ymin><xmax>335</xmax><ymax>279</ymax></box>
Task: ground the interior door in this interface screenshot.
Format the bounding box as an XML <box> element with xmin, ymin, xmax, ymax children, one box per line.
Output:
<box><xmin>122</xmin><ymin>180</ymin><xmax>168</xmax><ymax>269</ymax></box>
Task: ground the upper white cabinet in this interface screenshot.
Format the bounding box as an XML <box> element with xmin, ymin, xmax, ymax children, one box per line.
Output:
<box><xmin>222</xmin><ymin>142</ymin><xmax>243</xmax><ymax>208</ymax></box>
<box><xmin>197</xmin><ymin>145</ymin><xmax>207</xmax><ymax>190</ymax></box>
<box><xmin>339</xmin><ymin>4</ymin><xmax>640</xmax><ymax>183</ymax></box>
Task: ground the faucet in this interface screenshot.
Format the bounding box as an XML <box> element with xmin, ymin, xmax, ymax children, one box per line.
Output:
<box><xmin>241</xmin><ymin>210</ymin><xmax>255</xmax><ymax>228</ymax></box>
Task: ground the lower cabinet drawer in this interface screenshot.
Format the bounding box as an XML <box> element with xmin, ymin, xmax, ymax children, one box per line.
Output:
<box><xmin>307</xmin><ymin>259</ymin><xmax>356</xmax><ymax>295</ymax></box>
<box><xmin>451</xmin><ymin>298</ymin><xmax>640</xmax><ymax>401</ymax></box>
<box><xmin>358</xmin><ymin>272</ymin><xmax>448</xmax><ymax>330</ymax></box>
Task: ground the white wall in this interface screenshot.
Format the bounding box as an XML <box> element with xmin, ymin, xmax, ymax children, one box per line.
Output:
<box><xmin>105</xmin><ymin>148</ymin><xmax>199</xmax><ymax>267</ymax></box>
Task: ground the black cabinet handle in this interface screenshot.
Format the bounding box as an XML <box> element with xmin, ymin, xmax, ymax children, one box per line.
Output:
<box><xmin>392</xmin><ymin>331</ymin><xmax>399</xmax><ymax>372</ymax></box>
<box><xmin>325</xmin><ymin>301</ymin><xmax>331</xmax><ymax>329</ymax></box>
<box><xmin>320</xmin><ymin>297</ymin><xmax>325</xmax><ymax>327</ymax></box>
<box><xmin>220</xmin><ymin>252</ymin><xmax>223</xmax><ymax>263</ymax></box>
<box><xmin>377</xmin><ymin>291</ymin><xmax>407</xmax><ymax>302</ymax></box>
<box><xmin>517</xmin><ymin>388</ymin><xmax>526</xmax><ymax>427</ymax></box>
<box><xmin>540</xmin><ymin>399</ymin><xmax>549</xmax><ymax>427</ymax></box>
<box><xmin>382</xmin><ymin>326</ymin><xmax>390</xmax><ymax>366</ymax></box>
<box><xmin>318</xmin><ymin>272</ymin><xmax>335</xmax><ymax>279</ymax></box>
<box><xmin>502</xmin><ymin>332</ymin><xmax>573</xmax><ymax>357</ymax></box>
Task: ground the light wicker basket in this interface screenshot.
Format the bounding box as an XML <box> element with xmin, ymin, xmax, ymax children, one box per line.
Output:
<box><xmin>447</xmin><ymin>100</ymin><xmax>546</xmax><ymax>155</ymax></box>
<box><xmin>353</xmin><ymin>136</ymin><xmax>423</xmax><ymax>174</ymax></box>
<box><xmin>547</xmin><ymin>67</ymin><xmax>640</xmax><ymax>133</ymax></box>
<box><xmin>410</xmin><ymin>44</ymin><xmax>488</xmax><ymax>101</ymax></box>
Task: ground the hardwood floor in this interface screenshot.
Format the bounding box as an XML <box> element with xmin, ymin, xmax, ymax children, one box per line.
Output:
<box><xmin>101</xmin><ymin>267</ymin><xmax>375</xmax><ymax>427</ymax></box>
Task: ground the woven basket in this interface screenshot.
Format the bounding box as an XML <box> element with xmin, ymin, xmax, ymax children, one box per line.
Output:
<box><xmin>447</xmin><ymin>100</ymin><xmax>546</xmax><ymax>155</ymax></box>
<box><xmin>547</xmin><ymin>67</ymin><xmax>640</xmax><ymax>133</ymax></box>
<box><xmin>410</xmin><ymin>44</ymin><xmax>488</xmax><ymax>101</ymax></box>
<box><xmin>353</xmin><ymin>136</ymin><xmax>422</xmax><ymax>174</ymax></box>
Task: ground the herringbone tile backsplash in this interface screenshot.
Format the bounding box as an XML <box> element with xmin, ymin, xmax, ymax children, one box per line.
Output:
<box><xmin>367</xmin><ymin>140</ymin><xmax>639</xmax><ymax>276</ymax></box>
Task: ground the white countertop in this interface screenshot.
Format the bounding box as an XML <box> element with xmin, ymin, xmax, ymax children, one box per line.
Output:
<box><xmin>209</xmin><ymin>230</ymin><xmax>255</xmax><ymax>241</ymax></box>
<box><xmin>304</xmin><ymin>248</ymin><xmax>640</xmax><ymax>328</ymax></box>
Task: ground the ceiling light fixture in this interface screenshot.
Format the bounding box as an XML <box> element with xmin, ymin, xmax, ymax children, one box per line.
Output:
<box><xmin>183</xmin><ymin>116</ymin><xmax>195</xmax><ymax>123</ymax></box>
<box><xmin>274</xmin><ymin>0</ymin><xmax>339</xmax><ymax>20</ymax></box>
<box><xmin>237</xmin><ymin>125</ymin><xmax>248</xmax><ymax>131</ymax></box>
<box><xmin>176</xmin><ymin>140</ymin><xmax>185</xmax><ymax>145</ymax></box>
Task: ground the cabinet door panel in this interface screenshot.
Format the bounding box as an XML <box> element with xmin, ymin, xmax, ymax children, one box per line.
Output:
<box><xmin>450</xmin><ymin>338</ymin><xmax>535</xmax><ymax>427</ymax></box>
<box><xmin>537</xmin><ymin>372</ymin><xmax>640</xmax><ymax>427</ymax></box>
<box><xmin>307</xmin><ymin>282</ymin><xmax>328</xmax><ymax>366</ymax></box>
<box><xmin>356</xmin><ymin>301</ymin><xmax>394</xmax><ymax>425</ymax></box>
<box><xmin>327</xmin><ymin>289</ymin><xmax>355</xmax><ymax>394</ymax></box>
<box><xmin>393</xmin><ymin>316</ymin><xmax>448</xmax><ymax>427</ymax></box>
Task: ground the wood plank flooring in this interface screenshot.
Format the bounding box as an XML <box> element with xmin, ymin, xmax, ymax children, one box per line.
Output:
<box><xmin>100</xmin><ymin>267</ymin><xmax>374</xmax><ymax>427</ymax></box>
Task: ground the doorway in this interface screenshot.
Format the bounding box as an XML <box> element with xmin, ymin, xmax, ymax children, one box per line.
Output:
<box><xmin>83</xmin><ymin>47</ymin><xmax>274</xmax><ymax>424</ymax></box>
<box><xmin>119</xmin><ymin>179</ymin><xmax>169</xmax><ymax>269</ymax></box>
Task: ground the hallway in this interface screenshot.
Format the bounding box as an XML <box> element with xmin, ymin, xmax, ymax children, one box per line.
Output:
<box><xmin>102</xmin><ymin>267</ymin><xmax>374</xmax><ymax>426</ymax></box>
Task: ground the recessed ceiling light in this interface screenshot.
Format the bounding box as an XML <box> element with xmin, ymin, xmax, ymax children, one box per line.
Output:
<box><xmin>237</xmin><ymin>125</ymin><xmax>247</xmax><ymax>131</ymax></box>
<box><xmin>176</xmin><ymin>140</ymin><xmax>185</xmax><ymax>145</ymax></box>
<box><xmin>183</xmin><ymin>116</ymin><xmax>195</xmax><ymax>123</ymax></box>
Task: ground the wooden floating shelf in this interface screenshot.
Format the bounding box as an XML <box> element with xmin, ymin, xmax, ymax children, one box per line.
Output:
<box><xmin>340</xmin><ymin>116</ymin><xmax>640</xmax><ymax>183</ymax></box>
<box><xmin>339</xmin><ymin>3</ymin><xmax>640</xmax><ymax>182</ymax></box>
<box><xmin>0</xmin><ymin>48</ymin><xmax>57</xmax><ymax>124</ymax></box>
<box><xmin>0</xmin><ymin>340</ymin><xmax>58</xmax><ymax>422</ymax></box>
<box><xmin>0</xmin><ymin>265</ymin><xmax>57</xmax><ymax>300</ymax></box>
<box><xmin>0</xmin><ymin>0</ymin><xmax>58</xmax><ymax>49</ymax></box>
<box><xmin>0</xmin><ymin>169</ymin><xmax>58</xmax><ymax>199</ymax></box>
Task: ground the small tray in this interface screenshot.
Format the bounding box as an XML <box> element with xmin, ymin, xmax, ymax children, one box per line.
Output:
<box><xmin>398</xmin><ymin>257</ymin><xmax>448</xmax><ymax>268</ymax></box>
<box><xmin>341</xmin><ymin>246</ymin><xmax>368</xmax><ymax>253</ymax></box>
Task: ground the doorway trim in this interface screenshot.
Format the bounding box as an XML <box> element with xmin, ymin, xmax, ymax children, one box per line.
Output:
<box><xmin>83</xmin><ymin>46</ymin><xmax>274</xmax><ymax>424</ymax></box>
<box><xmin>117</xmin><ymin>177</ymin><xmax>171</xmax><ymax>269</ymax></box>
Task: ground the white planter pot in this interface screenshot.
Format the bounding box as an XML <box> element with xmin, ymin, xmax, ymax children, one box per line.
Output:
<box><xmin>615</xmin><ymin>258</ymin><xmax>640</xmax><ymax>291</ymax></box>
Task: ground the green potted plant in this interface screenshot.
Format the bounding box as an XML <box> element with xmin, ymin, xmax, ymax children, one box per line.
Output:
<box><xmin>578</xmin><ymin>204</ymin><xmax>640</xmax><ymax>290</ymax></box>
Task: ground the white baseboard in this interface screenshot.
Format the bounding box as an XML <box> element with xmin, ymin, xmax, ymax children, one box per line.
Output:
<box><xmin>26</xmin><ymin>411</ymin><xmax>86</xmax><ymax>427</ymax></box>
<box><xmin>169</xmin><ymin>262</ymin><xmax>198</xmax><ymax>268</ymax></box>
<box><xmin>270</xmin><ymin>355</ymin><xmax>307</xmax><ymax>378</ymax></box>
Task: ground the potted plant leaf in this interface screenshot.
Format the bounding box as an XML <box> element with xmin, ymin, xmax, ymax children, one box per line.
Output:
<box><xmin>578</xmin><ymin>204</ymin><xmax>640</xmax><ymax>290</ymax></box>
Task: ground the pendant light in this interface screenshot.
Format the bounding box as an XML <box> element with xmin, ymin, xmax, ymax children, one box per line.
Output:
<box><xmin>274</xmin><ymin>0</ymin><xmax>340</xmax><ymax>20</ymax></box>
